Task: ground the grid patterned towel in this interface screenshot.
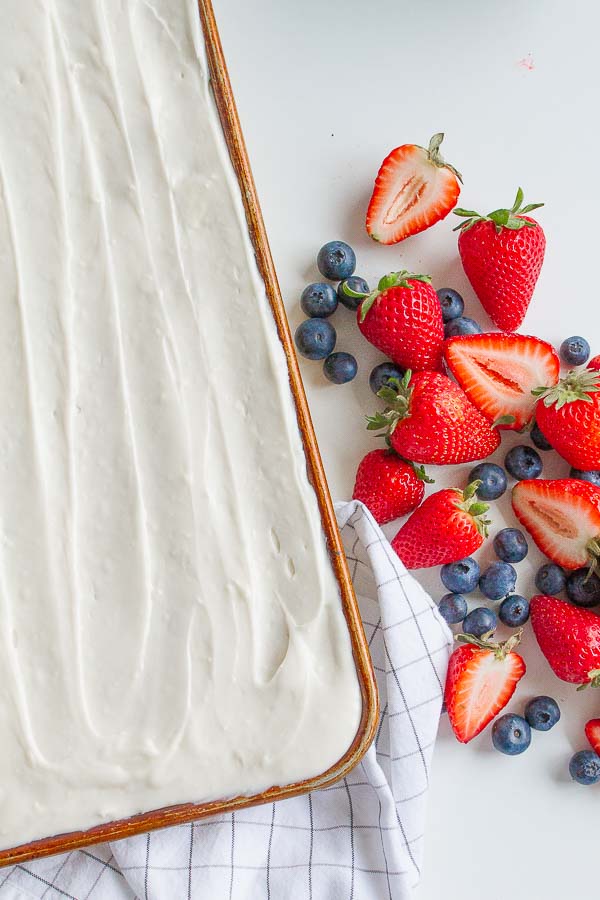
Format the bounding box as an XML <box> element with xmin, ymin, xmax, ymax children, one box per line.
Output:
<box><xmin>0</xmin><ymin>500</ymin><xmax>451</xmax><ymax>900</ymax></box>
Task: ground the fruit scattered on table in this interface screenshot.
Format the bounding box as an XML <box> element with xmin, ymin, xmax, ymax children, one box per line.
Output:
<box><xmin>570</xmin><ymin>468</ymin><xmax>600</xmax><ymax>487</ymax></box>
<box><xmin>300</xmin><ymin>282</ymin><xmax>338</xmax><ymax>318</ymax></box>
<box><xmin>367</xmin><ymin>370</ymin><xmax>501</xmax><ymax>465</ymax></box>
<box><xmin>493</xmin><ymin>527</ymin><xmax>528</xmax><ymax>562</ymax></box>
<box><xmin>530</xmin><ymin>594</ymin><xmax>600</xmax><ymax>684</ymax></box>
<box><xmin>436</xmin><ymin>287</ymin><xmax>464</xmax><ymax>322</ymax></box>
<box><xmin>499</xmin><ymin>594</ymin><xmax>530</xmax><ymax>627</ymax></box>
<box><xmin>366</xmin><ymin>133</ymin><xmax>461</xmax><ymax>244</ymax></box>
<box><xmin>444</xmin><ymin>630</ymin><xmax>526</xmax><ymax>743</ymax></box>
<box><xmin>392</xmin><ymin>481</ymin><xmax>490</xmax><ymax>569</ymax></box>
<box><xmin>560</xmin><ymin>335</ymin><xmax>590</xmax><ymax>367</ymax></box>
<box><xmin>565</xmin><ymin>568</ymin><xmax>600</xmax><ymax>607</ymax></box>
<box><xmin>337</xmin><ymin>276</ymin><xmax>369</xmax><ymax>311</ymax></box>
<box><xmin>438</xmin><ymin>593</ymin><xmax>468</xmax><ymax>625</ymax></box>
<box><xmin>463</xmin><ymin>606</ymin><xmax>498</xmax><ymax>638</ymax></box>
<box><xmin>530</xmin><ymin>420</ymin><xmax>553</xmax><ymax>451</ymax></box>
<box><xmin>294</xmin><ymin>318</ymin><xmax>336</xmax><ymax>360</ymax></box>
<box><xmin>444</xmin><ymin>316</ymin><xmax>482</xmax><ymax>337</ymax></box>
<box><xmin>454</xmin><ymin>188</ymin><xmax>545</xmax><ymax>331</ymax></box>
<box><xmin>569</xmin><ymin>750</ymin><xmax>600</xmax><ymax>785</ymax></box>
<box><xmin>584</xmin><ymin>718</ymin><xmax>600</xmax><ymax>754</ymax></box>
<box><xmin>525</xmin><ymin>696</ymin><xmax>561</xmax><ymax>731</ymax></box>
<box><xmin>317</xmin><ymin>240</ymin><xmax>356</xmax><ymax>280</ymax></box>
<box><xmin>492</xmin><ymin>713</ymin><xmax>531</xmax><ymax>755</ymax></box>
<box><xmin>369</xmin><ymin>361</ymin><xmax>405</xmax><ymax>396</ymax></box>
<box><xmin>534</xmin><ymin>562</ymin><xmax>566</xmax><ymax>596</ymax></box>
<box><xmin>323</xmin><ymin>351</ymin><xmax>358</xmax><ymax>384</ymax></box>
<box><xmin>505</xmin><ymin>445</ymin><xmax>543</xmax><ymax>481</ymax></box>
<box><xmin>479</xmin><ymin>561</ymin><xmax>517</xmax><ymax>600</ymax></box>
<box><xmin>468</xmin><ymin>463</ymin><xmax>507</xmax><ymax>500</ymax></box>
<box><xmin>534</xmin><ymin>367</ymin><xmax>600</xmax><ymax>470</ymax></box>
<box><xmin>440</xmin><ymin>556</ymin><xmax>481</xmax><ymax>594</ymax></box>
<box><xmin>352</xmin><ymin>449</ymin><xmax>428</xmax><ymax>525</ymax></box>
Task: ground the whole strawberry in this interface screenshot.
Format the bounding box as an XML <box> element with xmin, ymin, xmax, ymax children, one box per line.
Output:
<box><xmin>352</xmin><ymin>449</ymin><xmax>430</xmax><ymax>525</ymax></box>
<box><xmin>530</xmin><ymin>595</ymin><xmax>600</xmax><ymax>685</ymax></box>
<box><xmin>585</xmin><ymin>719</ymin><xmax>600</xmax><ymax>755</ymax></box>
<box><xmin>533</xmin><ymin>366</ymin><xmax>600</xmax><ymax>470</ymax></box>
<box><xmin>367</xmin><ymin>370</ymin><xmax>500</xmax><ymax>465</ymax></box>
<box><xmin>445</xmin><ymin>630</ymin><xmax>526</xmax><ymax>743</ymax></box>
<box><xmin>391</xmin><ymin>480</ymin><xmax>490</xmax><ymax>569</ymax></box>
<box><xmin>346</xmin><ymin>271</ymin><xmax>444</xmax><ymax>371</ymax></box>
<box><xmin>454</xmin><ymin>188</ymin><xmax>545</xmax><ymax>330</ymax></box>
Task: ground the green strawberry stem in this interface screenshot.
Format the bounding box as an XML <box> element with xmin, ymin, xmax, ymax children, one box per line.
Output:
<box><xmin>453</xmin><ymin>187</ymin><xmax>544</xmax><ymax>234</ymax></box>
<box><xmin>425</xmin><ymin>133</ymin><xmax>463</xmax><ymax>183</ymax></box>
<box><xmin>452</xmin><ymin>481</ymin><xmax>491</xmax><ymax>537</ymax></box>
<box><xmin>456</xmin><ymin>628</ymin><xmax>523</xmax><ymax>660</ymax></box>
<box><xmin>533</xmin><ymin>366</ymin><xmax>600</xmax><ymax>409</ymax></box>
<box><xmin>577</xmin><ymin>669</ymin><xmax>600</xmax><ymax>691</ymax></box>
<box><xmin>343</xmin><ymin>271</ymin><xmax>432</xmax><ymax>323</ymax></box>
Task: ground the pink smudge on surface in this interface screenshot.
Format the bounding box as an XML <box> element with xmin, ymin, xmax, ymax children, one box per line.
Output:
<box><xmin>518</xmin><ymin>53</ymin><xmax>535</xmax><ymax>71</ymax></box>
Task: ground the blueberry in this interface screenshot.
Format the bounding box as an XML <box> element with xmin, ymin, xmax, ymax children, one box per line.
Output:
<box><xmin>294</xmin><ymin>319</ymin><xmax>336</xmax><ymax>360</ymax></box>
<box><xmin>468</xmin><ymin>463</ymin><xmax>507</xmax><ymax>501</ymax></box>
<box><xmin>498</xmin><ymin>594</ymin><xmax>530</xmax><ymax>627</ymax></box>
<box><xmin>569</xmin><ymin>750</ymin><xmax>600</xmax><ymax>785</ymax></box>
<box><xmin>369</xmin><ymin>362</ymin><xmax>405</xmax><ymax>396</ymax></box>
<box><xmin>323</xmin><ymin>352</ymin><xmax>358</xmax><ymax>385</ymax></box>
<box><xmin>440</xmin><ymin>557</ymin><xmax>480</xmax><ymax>594</ymax></box>
<box><xmin>570</xmin><ymin>467</ymin><xmax>600</xmax><ymax>487</ymax></box>
<box><xmin>560</xmin><ymin>335</ymin><xmax>590</xmax><ymax>367</ymax></box>
<box><xmin>338</xmin><ymin>276</ymin><xmax>369</xmax><ymax>311</ymax></box>
<box><xmin>317</xmin><ymin>241</ymin><xmax>356</xmax><ymax>281</ymax></box>
<box><xmin>493</xmin><ymin>528</ymin><xmax>528</xmax><ymax>563</ymax></box>
<box><xmin>462</xmin><ymin>606</ymin><xmax>497</xmax><ymax>638</ymax></box>
<box><xmin>530</xmin><ymin>421</ymin><xmax>553</xmax><ymax>451</ymax></box>
<box><xmin>492</xmin><ymin>714</ymin><xmax>531</xmax><ymax>755</ymax></box>
<box><xmin>479</xmin><ymin>562</ymin><xmax>517</xmax><ymax>601</ymax></box>
<box><xmin>505</xmin><ymin>445</ymin><xmax>543</xmax><ymax>480</ymax></box>
<box><xmin>300</xmin><ymin>282</ymin><xmax>338</xmax><ymax>318</ymax></box>
<box><xmin>436</xmin><ymin>287</ymin><xmax>464</xmax><ymax>322</ymax></box>
<box><xmin>524</xmin><ymin>696</ymin><xmax>561</xmax><ymax>732</ymax></box>
<box><xmin>438</xmin><ymin>593</ymin><xmax>468</xmax><ymax>625</ymax></box>
<box><xmin>535</xmin><ymin>563</ymin><xmax>566</xmax><ymax>596</ymax></box>
<box><xmin>566</xmin><ymin>568</ymin><xmax>600</xmax><ymax>607</ymax></box>
<box><xmin>444</xmin><ymin>316</ymin><xmax>482</xmax><ymax>338</ymax></box>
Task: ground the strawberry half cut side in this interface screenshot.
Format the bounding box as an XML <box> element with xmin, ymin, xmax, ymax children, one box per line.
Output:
<box><xmin>444</xmin><ymin>333</ymin><xmax>560</xmax><ymax>430</ymax></box>
<box><xmin>512</xmin><ymin>479</ymin><xmax>600</xmax><ymax>570</ymax></box>
<box><xmin>585</xmin><ymin>719</ymin><xmax>600</xmax><ymax>754</ymax></box>
<box><xmin>445</xmin><ymin>630</ymin><xmax>526</xmax><ymax>744</ymax></box>
<box><xmin>366</xmin><ymin>133</ymin><xmax>462</xmax><ymax>245</ymax></box>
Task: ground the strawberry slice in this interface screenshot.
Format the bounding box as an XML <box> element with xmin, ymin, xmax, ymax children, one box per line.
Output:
<box><xmin>445</xmin><ymin>631</ymin><xmax>526</xmax><ymax>743</ymax></box>
<box><xmin>585</xmin><ymin>719</ymin><xmax>600</xmax><ymax>754</ymax></box>
<box><xmin>512</xmin><ymin>479</ymin><xmax>600</xmax><ymax>570</ymax></box>
<box><xmin>444</xmin><ymin>332</ymin><xmax>559</xmax><ymax>430</ymax></box>
<box><xmin>366</xmin><ymin>133</ymin><xmax>462</xmax><ymax>244</ymax></box>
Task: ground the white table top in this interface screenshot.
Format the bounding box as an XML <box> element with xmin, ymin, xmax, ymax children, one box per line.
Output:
<box><xmin>215</xmin><ymin>1</ymin><xmax>598</xmax><ymax>896</ymax></box>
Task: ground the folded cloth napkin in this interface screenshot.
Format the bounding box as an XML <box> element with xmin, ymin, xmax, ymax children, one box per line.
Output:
<box><xmin>0</xmin><ymin>501</ymin><xmax>451</xmax><ymax>900</ymax></box>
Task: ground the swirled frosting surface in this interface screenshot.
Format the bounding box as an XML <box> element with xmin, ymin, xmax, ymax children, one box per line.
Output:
<box><xmin>0</xmin><ymin>0</ymin><xmax>361</xmax><ymax>850</ymax></box>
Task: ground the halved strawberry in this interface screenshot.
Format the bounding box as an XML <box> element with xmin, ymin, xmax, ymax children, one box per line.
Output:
<box><xmin>444</xmin><ymin>333</ymin><xmax>559</xmax><ymax>430</ymax></box>
<box><xmin>585</xmin><ymin>719</ymin><xmax>600</xmax><ymax>754</ymax></box>
<box><xmin>512</xmin><ymin>479</ymin><xmax>600</xmax><ymax>570</ymax></box>
<box><xmin>366</xmin><ymin>133</ymin><xmax>462</xmax><ymax>244</ymax></box>
<box><xmin>445</xmin><ymin>631</ymin><xmax>526</xmax><ymax>744</ymax></box>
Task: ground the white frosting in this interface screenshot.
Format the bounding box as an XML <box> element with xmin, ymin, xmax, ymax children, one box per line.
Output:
<box><xmin>0</xmin><ymin>0</ymin><xmax>361</xmax><ymax>850</ymax></box>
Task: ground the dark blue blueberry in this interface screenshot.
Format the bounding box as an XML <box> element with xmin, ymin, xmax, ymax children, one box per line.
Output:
<box><xmin>535</xmin><ymin>563</ymin><xmax>566</xmax><ymax>596</ymax></box>
<box><xmin>300</xmin><ymin>282</ymin><xmax>338</xmax><ymax>318</ymax></box>
<box><xmin>369</xmin><ymin>362</ymin><xmax>405</xmax><ymax>396</ymax></box>
<box><xmin>436</xmin><ymin>287</ymin><xmax>464</xmax><ymax>322</ymax></box>
<box><xmin>492</xmin><ymin>714</ymin><xmax>531</xmax><ymax>755</ymax></box>
<box><xmin>498</xmin><ymin>594</ymin><xmax>530</xmax><ymax>627</ymax></box>
<box><xmin>569</xmin><ymin>750</ymin><xmax>600</xmax><ymax>784</ymax></box>
<box><xmin>294</xmin><ymin>319</ymin><xmax>336</xmax><ymax>360</ymax></box>
<box><xmin>338</xmin><ymin>276</ymin><xmax>369</xmax><ymax>311</ymax></box>
<box><xmin>444</xmin><ymin>316</ymin><xmax>482</xmax><ymax>338</ymax></box>
<box><xmin>570</xmin><ymin>467</ymin><xmax>600</xmax><ymax>487</ymax></box>
<box><xmin>560</xmin><ymin>335</ymin><xmax>590</xmax><ymax>367</ymax></box>
<box><xmin>524</xmin><ymin>696</ymin><xmax>561</xmax><ymax>732</ymax></box>
<box><xmin>493</xmin><ymin>528</ymin><xmax>528</xmax><ymax>563</ymax></box>
<box><xmin>479</xmin><ymin>562</ymin><xmax>517</xmax><ymax>601</ymax></box>
<box><xmin>323</xmin><ymin>352</ymin><xmax>358</xmax><ymax>385</ymax></box>
<box><xmin>438</xmin><ymin>593</ymin><xmax>468</xmax><ymax>625</ymax></box>
<box><xmin>469</xmin><ymin>463</ymin><xmax>507</xmax><ymax>501</ymax></box>
<box><xmin>317</xmin><ymin>241</ymin><xmax>356</xmax><ymax>281</ymax></box>
<box><xmin>462</xmin><ymin>606</ymin><xmax>497</xmax><ymax>638</ymax></box>
<box><xmin>505</xmin><ymin>445</ymin><xmax>543</xmax><ymax>481</ymax></box>
<box><xmin>566</xmin><ymin>568</ymin><xmax>600</xmax><ymax>607</ymax></box>
<box><xmin>440</xmin><ymin>557</ymin><xmax>480</xmax><ymax>594</ymax></box>
<box><xmin>530</xmin><ymin>421</ymin><xmax>553</xmax><ymax>451</ymax></box>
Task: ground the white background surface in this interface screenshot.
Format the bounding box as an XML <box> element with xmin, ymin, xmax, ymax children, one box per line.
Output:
<box><xmin>215</xmin><ymin>2</ymin><xmax>598</xmax><ymax>897</ymax></box>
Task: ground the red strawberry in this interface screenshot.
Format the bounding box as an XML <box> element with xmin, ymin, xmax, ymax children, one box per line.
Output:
<box><xmin>585</xmin><ymin>719</ymin><xmax>600</xmax><ymax>754</ymax></box>
<box><xmin>454</xmin><ymin>188</ymin><xmax>545</xmax><ymax>330</ymax></box>
<box><xmin>444</xmin><ymin>332</ymin><xmax>559</xmax><ymax>430</ymax></box>
<box><xmin>530</xmin><ymin>595</ymin><xmax>600</xmax><ymax>685</ymax></box>
<box><xmin>512</xmin><ymin>479</ymin><xmax>600</xmax><ymax>570</ymax></box>
<box><xmin>366</xmin><ymin>133</ymin><xmax>462</xmax><ymax>244</ymax></box>
<box><xmin>352</xmin><ymin>449</ymin><xmax>431</xmax><ymax>525</ymax></box>
<box><xmin>533</xmin><ymin>367</ymin><xmax>600</xmax><ymax>470</ymax></box>
<box><xmin>367</xmin><ymin>370</ymin><xmax>500</xmax><ymax>465</ymax></box>
<box><xmin>445</xmin><ymin>631</ymin><xmax>526</xmax><ymax>743</ymax></box>
<box><xmin>391</xmin><ymin>481</ymin><xmax>490</xmax><ymax>569</ymax></box>
<box><xmin>347</xmin><ymin>271</ymin><xmax>444</xmax><ymax>372</ymax></box>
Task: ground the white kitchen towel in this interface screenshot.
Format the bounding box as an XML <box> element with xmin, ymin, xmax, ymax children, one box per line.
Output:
<box><xmin>0</xmin><ymin>500</ymin><xmax>452</xmax><ymax>900</ymax></box>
